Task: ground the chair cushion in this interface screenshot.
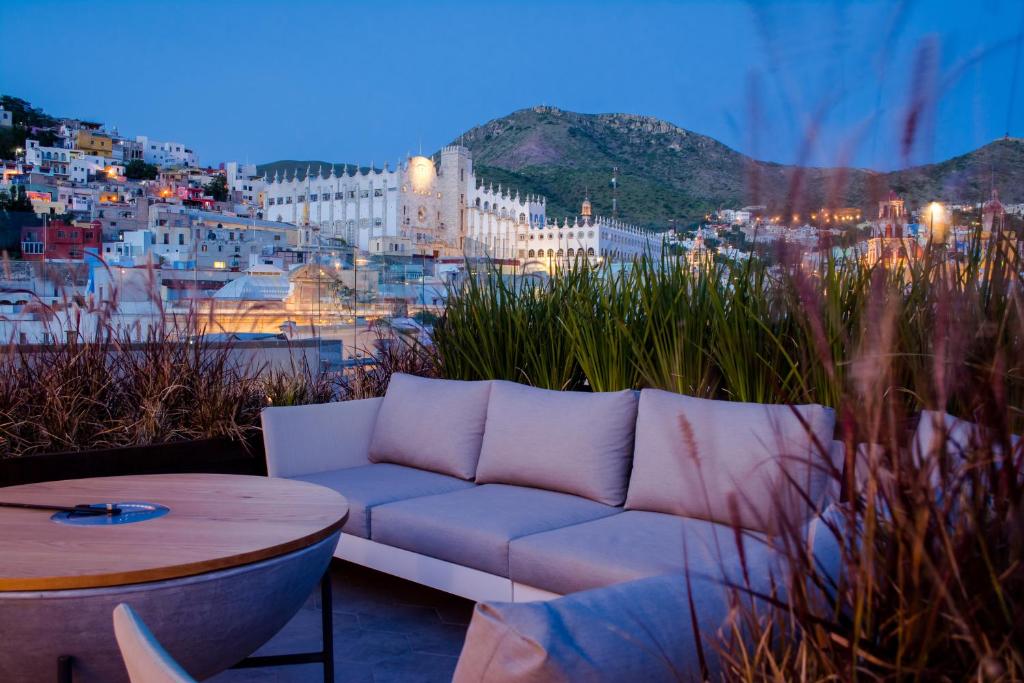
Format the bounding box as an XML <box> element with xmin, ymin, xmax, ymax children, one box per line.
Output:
<box><xmin>626</xmin><ymin>389</ymin><xmax>835</xmax><ymax>532</ymax></box>
<box><xmin>368</xmin><ymin>373</ymin><xmax>492</xmax><ymax>480</ymax></box>
<box><xmin>509</xmin><ymin>510</ymin><xmax>772</xmax><ymax>595</ymax></box>
<box><xmin>292</xmin><ymin>463</ymin><xmax>475</xmax><ymax>538</ymax></box>
<box><xmin>370</xmin><ymin>484</ymin><xmax>620</xmax><ymax>576</ymax></box>
<box><xmin>452</xmin><ymin>573</ymin><xmax>727</xmax><ymax>683</ymax></box>
<box><xmin>475</xmin><ymin>381</ymin><xmax>639</xmax><ymax>505</ymax></box>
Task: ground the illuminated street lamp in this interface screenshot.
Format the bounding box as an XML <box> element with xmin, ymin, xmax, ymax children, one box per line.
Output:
<box><xmin>928</xmin><ymin>201</ymin><xmax>947</xmax><ymax>244</ymax></box>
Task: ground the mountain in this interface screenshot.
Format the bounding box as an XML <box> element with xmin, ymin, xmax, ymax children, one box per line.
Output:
<box><xmin>262</xmin><ymin>106</ymin><xmax>1024</xmax><ymax>228</ymax></box>
<box><xmin>453</xmin><ymin>107</ymin><xmax>1024</xmax><ymax>228</ymax></box>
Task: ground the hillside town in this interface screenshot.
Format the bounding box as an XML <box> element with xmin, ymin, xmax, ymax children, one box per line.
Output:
<box><xmin>0</xmin><ymin>97</ymin><xmax>1019</xmax><ymax>349</ymax></box>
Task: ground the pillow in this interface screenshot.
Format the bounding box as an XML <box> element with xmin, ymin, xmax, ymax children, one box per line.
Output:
<box><xmin>368</xmin><ymin>373</ymin><xmax>491</xmax><ymax>479</ymax></box>
<box><xmin>453</xmin><ymin>573</ymin><xmax>722</xmax><ymax>683</ymax></box>
<box><xmin>474</xmin><ymin>381</ymin><xmax>638</xmax><ymax>506</ymax></box>
<box><xmin>625</xmin><ymin>389</ymin><xmax>835</xmax><ymax>533</ymax></box>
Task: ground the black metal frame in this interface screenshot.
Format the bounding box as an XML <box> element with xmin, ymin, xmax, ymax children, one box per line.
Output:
<box><xmin>231</xmin><ymin>570</ymin><xmax>335</xmax><ymax>682</ymax></box>
<box><xmin>56</xmin><ymin>570</ymin><xmax>335</xmax><ymax>683</ymax></box>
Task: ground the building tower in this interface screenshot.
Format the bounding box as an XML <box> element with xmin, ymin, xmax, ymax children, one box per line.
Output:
<box><xmin>876</xmin><ymin>191</ymin><xmax>906</xmax><ymax>238</ymax></box>
<box><xmin>982</xmin><ymin>188</ymin><xmax>1005</xmax><ymax>237</ymax></box>
<box><xmin>581</xmin><ymin>191</ymin><xmax>592</xmax><ymax>220</ymax></box>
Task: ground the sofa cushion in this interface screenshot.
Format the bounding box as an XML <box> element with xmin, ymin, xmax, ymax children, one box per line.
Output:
<box><xmin>452</xmin><ymin>573</ymin><xmax>727</xmax><ymax>683</ymax></box>
<box><xmin>474</xmin><ymin>382</ymin><xmax>639</xmax><ymax>505</ymax></box>
<box><xmin>626</xmin><ymin>389</ymin><xmax>835</xmax><ymax>533</ymax></box>
<box><xmin>292</xmin><ymin>463</ymin><xmax>475</xmax><ymax>538</ymax></box>
<box><xmin>509</xmin><ymin>510</ymin><xmax>772</xmax><ymax>595</ymax></box>
<box><xmin>371</xmin><ymin>484</ymin><xmax>620</xmax><ymax>576</ymax></box>
<box><xmin>368</xmin><ymin>373</ymin><xmax>492</xmax><ymax>480</ymax></box>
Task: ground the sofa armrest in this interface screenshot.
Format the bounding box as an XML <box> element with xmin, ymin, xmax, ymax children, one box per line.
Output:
<box><xmin>261</xmin><ymin>397</ymin><xmax>383</xmax><ymax>478</ymax></box>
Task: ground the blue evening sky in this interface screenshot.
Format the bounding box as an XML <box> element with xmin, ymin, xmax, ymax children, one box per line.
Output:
<box><xmin>1</xmin><ymin>0</ymin><xmax>1021</xmax><ymax>170</ymax></box>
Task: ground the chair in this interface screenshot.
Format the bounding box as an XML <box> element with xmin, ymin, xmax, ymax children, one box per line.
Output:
<box><xmin>113</xmin><ymin>603</ymin><xmax>196</xmax><ymax>683</ymax></box>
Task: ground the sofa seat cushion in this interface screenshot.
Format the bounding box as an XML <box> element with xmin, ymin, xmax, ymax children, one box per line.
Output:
<box><xmin>371</xmin><ymin>484</ymin><xmax>621</xmax><ymax>576</ymax></box>
<box><xmin>509</xmin><ymin>510</ymin><xmax>773</xmax><ymax>595</ymax></box>
<box><xmin>369</xmin><ymin>373</ymin><xmax>492</xmax><ymax>480</ymax></box>
<box><xmin>475</xmin><ymin>382</ymin><xmax>639</xmax><ymax>506</ymax></box>
<box><xmin>293</xmin><ymin>463</ymin><xmax>476</xmax><ymax>539</ymax></box>
<box><xmin>626</xmin><ymin>388</ymin><xmax>836</xmax><ymax>533</ymax></box>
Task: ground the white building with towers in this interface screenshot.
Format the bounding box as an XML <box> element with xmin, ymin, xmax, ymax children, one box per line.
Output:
<box><xmin>261</xmin><ymin>144</ymin><xmax>660</xmax><ymax>265</ymax></box>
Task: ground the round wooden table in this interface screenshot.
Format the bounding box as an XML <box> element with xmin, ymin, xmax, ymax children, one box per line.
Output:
<box><xmin>0</xmin><ymin>473</ymin><xmax>349</xmax><ymax>683</ymax></box>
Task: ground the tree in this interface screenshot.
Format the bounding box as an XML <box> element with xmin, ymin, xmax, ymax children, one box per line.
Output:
<box><xmin>124</xmin><ymin>159</ymin><xmax>158</xmax><ymax>180</ymax></box>
<box><xmin>0</xmin><ymin>185</ymin><xmax>34</xmax><ymax>212</ymax></box>
<box><xmin>206</xmin><ymin>175</ymin><xmax>229</xmax><ymax>202</ymax></box>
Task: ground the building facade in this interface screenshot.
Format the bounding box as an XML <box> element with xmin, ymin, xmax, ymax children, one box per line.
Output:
<box><xmin>136</xmin><ymin>136</ymin><xmax>197</xmax><ymax>167</ymax></box>
<box><xmin>20</xmin><ymin>220</ymin><xmax>103</xmax><ymax>261</ymax></box>
<box><xmin>262</xmin><ymin>146</ymin><xmax>543</xmax><ymax>258</ymax></box>
<box><xmin>262</xmin><ymin>145</ymin><xmax>659</xmax><ymax>264</ymax></box>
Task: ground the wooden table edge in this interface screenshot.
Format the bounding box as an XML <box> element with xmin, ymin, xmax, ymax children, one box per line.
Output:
<box><xmin>0</xmin><ymin>511</ymin><xmax>348</xmax><ymax>592</ymax></box>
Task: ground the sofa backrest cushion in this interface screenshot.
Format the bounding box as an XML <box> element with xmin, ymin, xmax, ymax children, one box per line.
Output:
<box><xmin>474</xmin><ymin>381</ymin><xmax>638</xmax><ymax>506</ymax></box>
<box><xmin>368</xmin><ymin>373</ymin><xmax>491</xmax><ymax>480</ymax></box>
<box><xmin>625</xmin><ymin>389</ymin><xmax>835</xmax><ymax>533</ymax></box>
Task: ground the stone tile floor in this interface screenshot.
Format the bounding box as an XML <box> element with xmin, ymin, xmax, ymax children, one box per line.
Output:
<box><xmin>210</xmin><ymin>560</ymin><xmax>474</xmax><ymax>683</ymax></box>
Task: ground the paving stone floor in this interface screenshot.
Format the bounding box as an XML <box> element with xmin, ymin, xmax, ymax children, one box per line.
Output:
<box><xmin>209</xmin><ymin>560</ymin><xmax>474</xmax><ymax>683</ymax></box>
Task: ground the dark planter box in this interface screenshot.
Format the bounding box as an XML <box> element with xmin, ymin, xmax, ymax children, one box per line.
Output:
<box><xmin>0</xmin><ymin>434</ymin><xmax>266</xmax><ymax>488</ymax></box>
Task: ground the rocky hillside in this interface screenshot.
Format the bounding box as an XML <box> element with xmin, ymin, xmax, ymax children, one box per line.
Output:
<box><xmin>260</xmin><ymin>106</ymin><xmax>1024</xmax><ymax>228</ymax></box>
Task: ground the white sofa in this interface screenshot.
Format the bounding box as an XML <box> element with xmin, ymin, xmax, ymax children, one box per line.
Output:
<box><xmin>262</xmin><ymin>374</ymin><xmax>843</xmax><ymax>605</ymax></box>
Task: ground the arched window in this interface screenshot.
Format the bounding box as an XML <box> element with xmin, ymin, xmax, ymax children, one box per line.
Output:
<box><xmin>528</xmin><ymin>249</ymin><xmax>535</xmax><ymax>257</ymax></box>
<box><xmin>484</xmin><ymin>202</ymin><xmax>490</xmax><ymax>211</ymax></box>
<box><xmin>567</xmin><ymin>248</ymin><xmax>575</xmax><ymax>258</ymax></box>
<box><xmin>556</xmin><ymin>249</ymin><xmax>564</xmax><ymax>257</ymax></box>
<box><xmin>588</xmin><ymin>248</ymin><xmax>596</xmax><ymax>257</ymax></box>
<box><xmin>547</xmin><ymin>249</ymin><xmax>554</xmax><ymax>257</ymax></box>
<box><xmin>475</xmin><ymin>197</ymin><xmax>480</xmax><ymax>207</ymax></box>
<box><xmin>519</xmin><ymin>213</ymin><xmax>526</xmax><ymax>223</ymax></box>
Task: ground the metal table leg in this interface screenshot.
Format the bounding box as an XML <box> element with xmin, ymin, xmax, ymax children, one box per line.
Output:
<box><xmin>231</xmin><ymin>569</ymin><xmax>334</xmax><ymax>681</ymax></box>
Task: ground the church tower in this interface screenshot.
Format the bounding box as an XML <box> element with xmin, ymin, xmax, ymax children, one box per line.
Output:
<box><xmin>982</xmin><ymin>188</ymin><xmax>1005</xmax><ymax>237</ymax></box>
<box><xmin>581</xmin><ymin>192</ymin><xmax>592</xmax><ymax>219</ymax></box>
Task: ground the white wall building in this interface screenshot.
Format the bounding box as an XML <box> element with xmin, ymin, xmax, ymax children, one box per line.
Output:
<box><xmin>518</xmin><ymin>204</ymin><xmax>663</xmax><ymax>268</ymax></box>
<box><xmin>136</xmin><ymin>136</ymin><xmax>197</xmax><ymax>167</ymax></box>
<box><xmin>262</xmin><ymin>145</ymin><xmax>659</xmax><ymax>264</ymax></box>
<box><xmin>225</xmin><ymin>161</ymin><xmax>265</xmax><ymax>206</ymax></box>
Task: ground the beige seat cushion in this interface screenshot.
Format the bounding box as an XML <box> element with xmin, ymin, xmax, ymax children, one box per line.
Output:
<box><xmin>293</xmin><ymin>464</ymin><xmax>476</xmax><ymax>538</ymax></box>
<box><xmin>370</xmin><ymin>484</ymin><xmax>620</xmax><ymax>576</ymax></box>
<box><xmin>509</xmin><ymin>510</ymin><xmax>772</xmax><ymax>595</ymax></box>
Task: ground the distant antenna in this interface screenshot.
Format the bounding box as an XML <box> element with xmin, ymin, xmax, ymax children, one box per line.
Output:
<box><xmin>611</xmin><ymin>166</ymin><xmax>619</xmax><ymax>219</ymax></box>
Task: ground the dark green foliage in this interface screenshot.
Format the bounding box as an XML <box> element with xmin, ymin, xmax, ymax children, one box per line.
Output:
<box><xmin>0</xmin><ymin>95</ymin><xmax>59</xmax><ymax>156</ymax></box>
<box><xmin>206</xmin><ymin>174</ymin><xmax>228</xmax><ymax>202</ymax></box>
<box><xmin>433</xmin><ymin>234</ymin><xmax>1024</xmax><ymax>426</ymax></box>
<box><xmin>124</xmin><ymin>159</ymin><xmax>158</xmax><ymax>180</ymax></box>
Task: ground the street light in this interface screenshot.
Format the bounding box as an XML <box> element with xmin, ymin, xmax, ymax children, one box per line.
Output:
<box><xmin>928</xmin><ymin>202</ymin><xmax>946</xmax><ymax>244</ymax></box>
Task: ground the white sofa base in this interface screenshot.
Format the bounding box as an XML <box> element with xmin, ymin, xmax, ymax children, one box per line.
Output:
<box><xmin>335</xmin><ymin>533</ymin><xmax>561</xmax><ymax>603</ymax></box>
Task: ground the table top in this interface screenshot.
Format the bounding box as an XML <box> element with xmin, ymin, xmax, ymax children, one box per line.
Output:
<box><xmin>0</xmin><ymin>473</ymin><xmax>348</xmax><ymax>592</ymax></box>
